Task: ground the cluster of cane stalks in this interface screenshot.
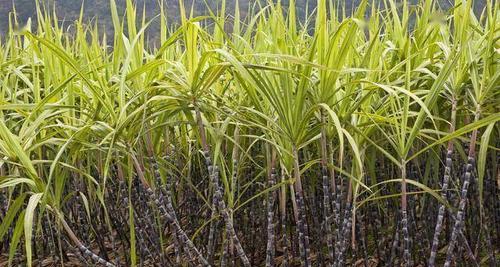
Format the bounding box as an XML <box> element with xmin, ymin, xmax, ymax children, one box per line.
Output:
<box><xmin>0</xmin><ymin>0</ymin><xmax>499</xmax><ymax>266</ymax></box>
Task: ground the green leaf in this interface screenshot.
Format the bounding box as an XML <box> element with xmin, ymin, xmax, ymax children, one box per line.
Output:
<box><xmin>24</xmin><ymin>193</ymin><xmax>43</xmax><ymax>267</ymax></box>
<box><xmin>0</xmin><ymin>178</ymin><xmax>36</xmax><ymax>189</ymax></box>
<box><xmin>404</xmin><ymin>51</ymin><xmax>460</xmax><ymax>157</ymax></box>
<box><xmin>477</xmin><ymin>123</ymin><xmax>495</xmax><ymax>203</ymax></box>
<box><xmin>409</xmin><ymin>113</ymin><xmax>500</xmax><ymax>161</ymax></box>
<box><xmin>369</xmin><ymin>178</ymin><xmax>451</xmax><ymax>210</ymax></box>
<box><xmin>0</xmin><ymin>120</ymin><xmax>41</xmax><ymax>189</ymax></box>
<box><xmin>9</xmin><ymin>211</ymin><xmax>25</xmax><ymax>267</ymax></box>
<box><xmin>0</xmin><ymin>194</ymin><xmax>26</xmax><ymax>241</ymax></box>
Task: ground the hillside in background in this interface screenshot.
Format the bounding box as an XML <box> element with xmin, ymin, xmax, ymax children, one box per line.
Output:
<box><xmin>0</xmin><ymin>0</ymin><xmax>487</xmax><ymax>42</ymax></box>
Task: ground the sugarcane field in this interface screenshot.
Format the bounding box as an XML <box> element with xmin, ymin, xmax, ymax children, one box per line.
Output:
<box><xmin>0</xmin><ymin>0</ymin><xmax>499</xmax><ymax>266</ymax></box>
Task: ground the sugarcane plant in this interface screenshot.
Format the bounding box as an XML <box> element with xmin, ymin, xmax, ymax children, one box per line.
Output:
<box><xmin>0</xmin><ymin>0</ymin><xmax>498</xmax><ymax>266</ymax></box>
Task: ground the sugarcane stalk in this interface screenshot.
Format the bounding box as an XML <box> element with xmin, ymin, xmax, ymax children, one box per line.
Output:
<box><xmin>443</xmin><ymin>110</ymin><xmax>480</xmax><ymax>267</ymax></box>
<box><xmin>162</xmin><ymin>130</ymin><xmax>189</xmax><ymax>266</ymax></box>
<box><xmin>265</xmin><ymin>167</ymin><xmax>277</xmax><ymax>267</ymax></box>
<box><xmin>212</xmin><ymin>165</ymin><xmax>251</xmax><ymax>267</ymax></box>
<box><xmin>194</xmin><ymin>105</ymin><xmax>251</xmax><ymax>267</ymax></box>
<box><xmin>229</xmin><ymin>129</ymin><xmax>240</xmax><ymax>267</ymax></box>
<box><xmin>207</xmin><ymin>177</ymin><xmax>219</xmax><ymax>263</ymax></box>
<box><xmin>220</xmin><ymin>225</ymin><xmax>229</xmax><ymax>267</ymax></box>
<box><xmin>400</xmin><ymin>163</ymin><xmax>411</xmax><ymax>266</ymax></box>
<box><xmin>482</xmin><ymin>217</ymin><xmax>496</xmax><ymax>267</ymax></box>
<box><xmin>429</xmin><ymin>98</ymin><xmax>457</xmax><ymax>266</ymax></box>
<box><xmin>359</xmin><ymin>211</ymin><xmax>369</xmax><ymax>267</ymax></box>
<box><xmin>388</xmin><ymin>220</ymin><xmax>400</xmax><ymax>266</ymax></box>
<box><xmin>320</xmin><ymin>112</ymin><xmax>335</xmax><ymax>265</ymax></box>
<box><xmin>58</xmin><ymin>212</ymin><xmax>116</xmax><ymax>267</ymax></box>
<box><xmin>335</xmin><ymin>188</ymin><xmax>352</xmax><ymax>267</ymax></box>
<box><xmin>279</xmin><ymin>169</ymin><xmax>290</xmax><ymax>267</ymax></box>
<box><xmin>333</xmin><ymin>175</ymin><xmax>343</xmax><ymax>262</ymax></box>
<box><xmin>132</xmin><ymin>151</ymin><xmax>210</xmax><ymax>266</ymax></box>
<box><xmin>228</xmin><ymin>213</ymin><xmax>236</xmax><ymax>267</ymax></box>
<box><xmin>292</xmin><ymin>146</ymin><xmax>311</xmax><ymax>267</ymax></box>
<box><xmin>332</xmin><ymin>145</ymin><xmax>345</xmax><ymax>264</ymax></box>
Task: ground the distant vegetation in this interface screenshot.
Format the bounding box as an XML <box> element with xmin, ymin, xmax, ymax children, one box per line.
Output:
<box><xmin>0</xmin><ymin>0</ymin><xmax>486</xmax><ymax>43</ymax></box>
